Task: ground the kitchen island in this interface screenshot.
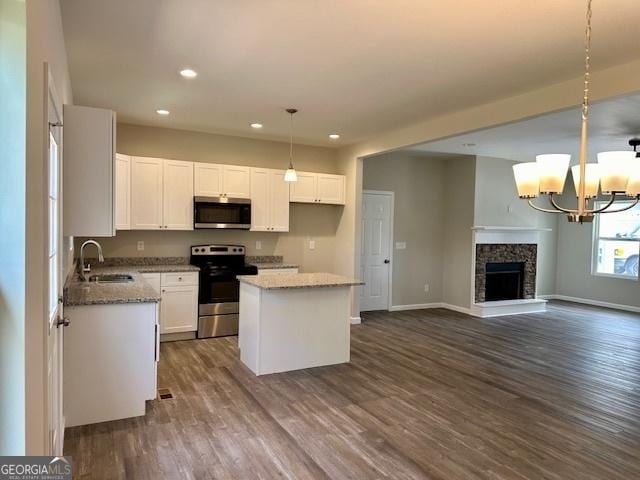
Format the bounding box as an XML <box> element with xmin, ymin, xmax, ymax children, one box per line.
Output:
<box><xmin>237</xmin><ymin>273</ymin><xmax>363</xmax><ymax>376</ymax></box>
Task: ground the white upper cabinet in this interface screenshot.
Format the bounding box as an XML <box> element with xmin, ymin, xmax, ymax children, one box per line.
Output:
<box><xmin>115</xmin><ymin>154</ymin><xmax>131</xmax><ymax>230</ymax></box>
<box><xmin>269</xmin><ymin>170</ymin><xmax>290</xmax><ymax>231</ymax></box>
<box><xmin>63</xmin><ymin>105</ymin><xmax>116</xmax><ymax>236</ymax></box>
<box><xmin>290</xmin><ymin>171</ymin><xmax>345</xmax><ymax>205</ymax></box>
<box><xmin>250</xmin><ymin>168</ymin><xmax>290</xmax><ymax>232</ymax></box>
<box><xmin>317</xmin><ymin>173</ymin><xmax>346</xmax><ymax>204</ymax></box>
<box><xmin>223</xmin><ymin>165</ymin><xmax>251</xmax><ymax>198</ymax></box>
<box><xmin>130</xmin><ymin>157</ymin><xmax>164</xmax><ymax>230</ymax></box>
<box><xmin>194</xmin><ymin>163</ymin><xmax>223</xmax><ymax>197</ymax></box>
<box><xmin>289</xmin><ymin>171</ymin><xmax>317</xmax><ymax>203</ymax></box>
<box><xmin>194</xmin><ymin>163</ymin><xmax>251</xmax><ymax>198</ymax></box>
<box><xmin>163</xmin><ymin>160</ymin><xmax>194</xmax><ymax>230</ymax></box>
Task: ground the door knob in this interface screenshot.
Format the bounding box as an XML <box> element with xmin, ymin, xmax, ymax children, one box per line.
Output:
<box><xmin>57</xmin><ymin>317</ymin><xmax>71</xmax><ymax>328</ymax></box>
<box><xmin>384</xmin><ymin>259</ymin><xmax>390</xmax><ymax>264</ymax></box>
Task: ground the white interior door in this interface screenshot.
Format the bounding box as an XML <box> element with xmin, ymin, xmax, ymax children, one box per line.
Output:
<box><xmin>360</xmin><ymin>191</ymin><xmax>392</xmax><ymax>311</ymax></box>
<box><xmin>47</xmin><ymin>78</ymin><xmax>64</xmax><ymax>455</ymax></box>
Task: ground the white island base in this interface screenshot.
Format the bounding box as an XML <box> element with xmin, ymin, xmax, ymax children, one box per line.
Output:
<box><xmin>238</xmin><ymin>276</ymin><xmax>357</xmax><ymax>376</ymax></box>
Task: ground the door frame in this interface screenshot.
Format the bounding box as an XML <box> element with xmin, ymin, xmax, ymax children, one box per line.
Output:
<box><xmin>45</xmin><ymin>64</ymin><xmax>64</xmax><ymax>456</ymax></box>
<box><xmin>362</xmin><ymin>190</ymin><xmax>394</xmax><ymax>311</ymax></box>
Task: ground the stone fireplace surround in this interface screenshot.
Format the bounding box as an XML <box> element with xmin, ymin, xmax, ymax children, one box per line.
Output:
<box><xmin>470</xmin><ymin>226</ymin><xmax>548</xmax><ymax>318</ymax></box>
<box><xmin>475</xmin><ymin>244</ymin><xmax>537</xmax><ymax>303</ymax></box>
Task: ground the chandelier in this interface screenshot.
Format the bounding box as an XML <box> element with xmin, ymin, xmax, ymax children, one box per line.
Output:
<box><xmin>512</xmin><ymin>0</ymin><xmax>640</xmax><ymax>223</ymax></box>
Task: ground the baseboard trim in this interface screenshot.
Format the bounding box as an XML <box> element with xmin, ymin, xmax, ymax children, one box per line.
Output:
<box><xmin>350</xmin><ymin>316</ymin><xmax>362</xmax><ymax>325</ymax></box>
<box><xmin>545</xmin><ymin>294</ymin><xmax>640</xmax><ymax>314</ymax></box>
<box><xmin>389</xmin><ymin>303</ymin><xmax>444</xmax><ymax>312</ymax></box>
<box><xmin>388</xmin><ymin>302</ymin><xmax>473</xmax><ymax>315</ymax></box>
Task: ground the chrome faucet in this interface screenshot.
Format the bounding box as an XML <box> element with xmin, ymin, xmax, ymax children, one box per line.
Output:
<box><xmin>79</xmin><ymin>240</ymin><xmax>104</xmax><ymax>281</ymax></box>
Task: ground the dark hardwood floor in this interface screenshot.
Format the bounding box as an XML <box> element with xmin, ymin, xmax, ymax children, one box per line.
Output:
<box><xmin>64</xmin><ymin>301</ymin><xmax>640</xmax><ymax>479</ymax></box>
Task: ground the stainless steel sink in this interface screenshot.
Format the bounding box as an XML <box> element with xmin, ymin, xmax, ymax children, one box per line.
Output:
<box><xmin>88</xmin><ymin>274</ymin><xmax>134</xmax><ymax>283</ymax></box>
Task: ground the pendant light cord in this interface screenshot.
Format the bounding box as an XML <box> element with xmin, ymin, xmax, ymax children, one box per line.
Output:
<box><xmin>289</xmin><ymin>111</ymin><xmax>294</xmax><ymax>169</ymax></box>
<box><xmin>582</xmin><ymin>0</ymin><xmax>592</xmax><ymax>121</ymax></box>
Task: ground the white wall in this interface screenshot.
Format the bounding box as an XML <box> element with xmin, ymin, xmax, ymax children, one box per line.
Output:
<box><xmin>26</xmin><ymin>0</ymin><xmax>73</xmax><ymax>455</ymax></box>
<box><xmin>473</xmin><ymin>156</ymin><xmax>558</xmax><ymax>296</ymax></box>
<box><xmin>442</xmin><ymin>157</ymin><xmax>476</xmax><ymax>309</ymax></box>
<box><xmin>0</xmin><ymin>0</ymin><xmax>26</xmax><ymax>456</ymax></box>
<box><xmin>554</xmin><ymin>181</ymin><xmax>640</xmax><ymax>308</ymax></box>
<box><xmin>363</xmin><ymin>153</ymin><xmax>447</xmax><ymax>306</ymax></box>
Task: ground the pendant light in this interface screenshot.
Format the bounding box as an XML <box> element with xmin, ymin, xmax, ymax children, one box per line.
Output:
<box><xmin>284</xmin><ymin>108</ymin><xmax>298</xmax><ymax>182</ymax></box>
<box><xmin>512</xmin><ymin>0</ymin><xmax>640</xmax><ymax>223</ymax></box>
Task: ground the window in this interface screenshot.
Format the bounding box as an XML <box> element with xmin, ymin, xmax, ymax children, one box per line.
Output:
<box><xmin>48</xmin><ymin>131</ymin><xmax>59</xmax><ymax>319</ymax></box>
<box><xmin>592</xmin><ymin>201</ymin><xmax>640</xmax><ymax>279</ymax></box>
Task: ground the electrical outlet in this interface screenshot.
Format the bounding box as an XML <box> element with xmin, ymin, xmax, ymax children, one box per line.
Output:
<box><xmin>255</xmin><ymin>241</ymin><xmax>262</xmax><ymax>250</ymax></box>
<box><xmin>137</xmin><ymin>241</ymin><xmax>145</xmax><ymax>251</ymax></box>
<box><xmin>395</xmin><ymin>242</ymin><xmax>407</xmax><ymax>250</ymax></box>
<box><xmin>507</xmin><ymin>204</ymin><xmax>514</xmax><ymax>213</ymax></box>
<box><xmin>309</xmin><ymin>240</ymin><xmax>316</xmax><ymax>250</ymax></box>
<box><xmin>424</xmin><ymin>284</ymin><xmax>430</xmax><ymax>293</ymax></box>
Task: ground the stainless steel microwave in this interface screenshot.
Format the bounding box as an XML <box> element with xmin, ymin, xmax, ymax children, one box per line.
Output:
<box><xmin>193</xmin><ymin>196</ymin><xmax>251</xmax><ymax>229</ymax></box>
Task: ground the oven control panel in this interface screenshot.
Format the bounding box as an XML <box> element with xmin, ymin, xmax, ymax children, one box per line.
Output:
<box><xmin>191</xmin><ymin>244</ymin><xmax>245</xmax><ymax>256</ymax></box>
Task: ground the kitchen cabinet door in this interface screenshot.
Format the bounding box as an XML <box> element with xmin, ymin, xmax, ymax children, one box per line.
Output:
<box><xmin>289</xmin><ymin>171</ymin><xmax>317</xmax><ymax>203</ymax></box>
<box><xmin>250</xmin><ymin>168</ymin><xmax>270</xmax><ymax>231</ymax></box>
<box><xmin>160</xmin><ymin>285</ymin><xmax>198</xmax><ymax>334</ymax></box>
<box><xmin>223</xmin><ymin>165</ymin><xmax>251</xmax><ymax>198</ymax></box>
<box><xmin>269</xmin><ymin>170</ymin><xmax>290</xmax><ymax>232</ymax></box>
<box><xmin>163</xmin><ymin>159</ymin><xmax>194</xmax><ymax>230</ymax></box>
<box><xmin>317</xmin><ymin>174</ymin><xmax>345</xmax><ymax>204</ymax></box>
<box><xmin>131</xmin><ymin>157</ymin><xmax>163</xmax><ymax>230</ymax></box>
<box><xmin>194</xmin><ymin>162</ymin><xmax>223</xmax><ymax>197</ymax></box>
<box><xmin>115</xmin><ymin>154</ymin><xmax>131</xmax><ymax>230</ymax></box>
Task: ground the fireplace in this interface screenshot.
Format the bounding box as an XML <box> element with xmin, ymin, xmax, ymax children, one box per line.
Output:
<box><xmin>475</xmin><ymin>243</ymin><xmax>537</xmax><ymax>303</ymax></box>
<box><xmin>485</xmin><ymin>262</ymin><xmax>525</xmax><ymax>301</ymax></box>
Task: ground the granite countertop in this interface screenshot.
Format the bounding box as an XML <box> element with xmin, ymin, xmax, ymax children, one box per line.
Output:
<box><xmin>63</xmin><ymin>260</ymin><xmax>199</xmax><ymax>306</ymax></box>
<box><xmin>237</xmin><ymin>272</ymin><xmax>364</xmax><ymax>290</ymax></box>
<box><xmin>250</xmin><ymin>262</ymin><xmax>300</xmax><ymax>270</ymax></box>
<box><xmin>246</xmin><ymin>255</ymin><xmax>299</xmax><ymax>270</ymax></box>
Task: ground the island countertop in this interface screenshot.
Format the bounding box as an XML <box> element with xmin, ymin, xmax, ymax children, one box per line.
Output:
<box><xmin>237</xmin><ymin>272</ymin><xmax>363</xmax><ymax>290</ymax></box>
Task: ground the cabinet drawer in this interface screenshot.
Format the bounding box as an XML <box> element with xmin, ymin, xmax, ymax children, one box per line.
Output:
<box><xmin>160</xmin><ymin>272</ymin><xmax>199</xmax><ymax>286</ymax></box>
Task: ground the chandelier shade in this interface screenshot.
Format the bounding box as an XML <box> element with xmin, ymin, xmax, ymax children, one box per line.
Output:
<box><xmin>570</xmin><ymin>164</ymin><xmax>600</xmax><ymax>198</ymax></box>
<box><xmin>597</xmin><ymin>151</ymin><xmax>634</xmax><ymax>193</ymax></box>
<box><xmin>626</xmin><ymin>163</ymin><xmax>640</xmax><ymax>197</ymax></box>
<box><xmin>536</xmin><ymin>154</ymin><xmax>571</xmax><ymax>194</ymax></box>
<box><xmin>513</xmin><ymin>162</ymin><xmax>540</xmax><ymax>198</ymax></box>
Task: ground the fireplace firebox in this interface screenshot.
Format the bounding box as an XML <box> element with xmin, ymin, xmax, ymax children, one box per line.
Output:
<box><xmin>484</xmin><ymin>262</ymin><xmax>525</xmax><ymax>301</ymax></box>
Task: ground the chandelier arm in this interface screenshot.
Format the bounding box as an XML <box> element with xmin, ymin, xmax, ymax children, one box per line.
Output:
<box><xmin>527</xmin><ymin>198</ymin><xmax>566</xmax><ymax>214</ymax></box>
<box><xmin>594</xmin><ymin>196</ymin><xmax>639</xmax><ymax>214</ymax></box>
<box><xmin>587</xmin><ymin>192</ymin><xmax>617</xmax><ymax>214</ymax></box>
<box><xmin>548</xmin><ymin>193</ymin><xmax>579</xmax><ymax>214</ymax></box>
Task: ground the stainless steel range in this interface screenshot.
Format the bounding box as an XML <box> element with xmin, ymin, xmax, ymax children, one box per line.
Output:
<box><xmin>190</xmin><ymin>244</ymin><xmax>258</xmax><ymax>338</ymax></box>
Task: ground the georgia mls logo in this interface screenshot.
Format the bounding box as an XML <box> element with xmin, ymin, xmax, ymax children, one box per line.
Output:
<box><xmin>0</xmin><ymin>456</ymin><xmax>72</xmax><ymax>480</ymax></box>
<box><xmin>48</xmin><ymin>457</ymin><xmax>72</xmax><ymax>476</ymax></box>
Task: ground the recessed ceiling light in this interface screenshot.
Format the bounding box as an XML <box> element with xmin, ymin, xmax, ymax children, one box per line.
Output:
<box><xmin>329</xmin><ymin>134</ymin><xmax>340</xmax><ymax>140</ymax></box>
<box><xmin>179</xmin><ymin>68</ymin><xmax>197</xmax><ymax>78</ymax></box>
<box><xmin>250</xmin><ymin>123</ymin><xmax>263</xmax><ymax>129</ymax></box>
<box><xmin>156</xmin><ymin>109</ymin><xmax>170</xmax><ymax>116</ymax></box>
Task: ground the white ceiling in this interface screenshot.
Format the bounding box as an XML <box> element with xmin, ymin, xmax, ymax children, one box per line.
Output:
<box><xmin>406</xmin><ymin>92</ymin><xmax>640</xmax><ymax>162</ymax></box>
<box><xmin>60</xmin><ymin>0</ymin><xmax>640</xmax><ymax>146</ymax></box>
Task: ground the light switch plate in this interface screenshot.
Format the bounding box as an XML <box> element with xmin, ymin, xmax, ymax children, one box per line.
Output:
<box><xmin>309</xmin><ymin>240</ymin><xmax>316</xmax><ymax>250</ymax></box>
<box><xmin>256</xmin><ymin>241</ymin><xmax>262</xmax><ymax>250</ymax></box>
<box><xmin>395</xmin><ymin>242</ymin><xmax>407</xmax><ymax>250</ymax></box>
<box><xmin>137</xmin><ymin>241</ymin><xmax>144</xmax><ymax>251</ymax></box>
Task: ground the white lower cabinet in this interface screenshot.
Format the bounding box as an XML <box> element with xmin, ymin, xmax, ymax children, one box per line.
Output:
<box><xmin>142</xmin><ymin>272</ymin><xmax>198</xmax><ymax>335</ymax></box>
<box><xmin>64</xmin><ymin>302</ymin><xmax>158</xmax><ymax>427</ymax></box>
